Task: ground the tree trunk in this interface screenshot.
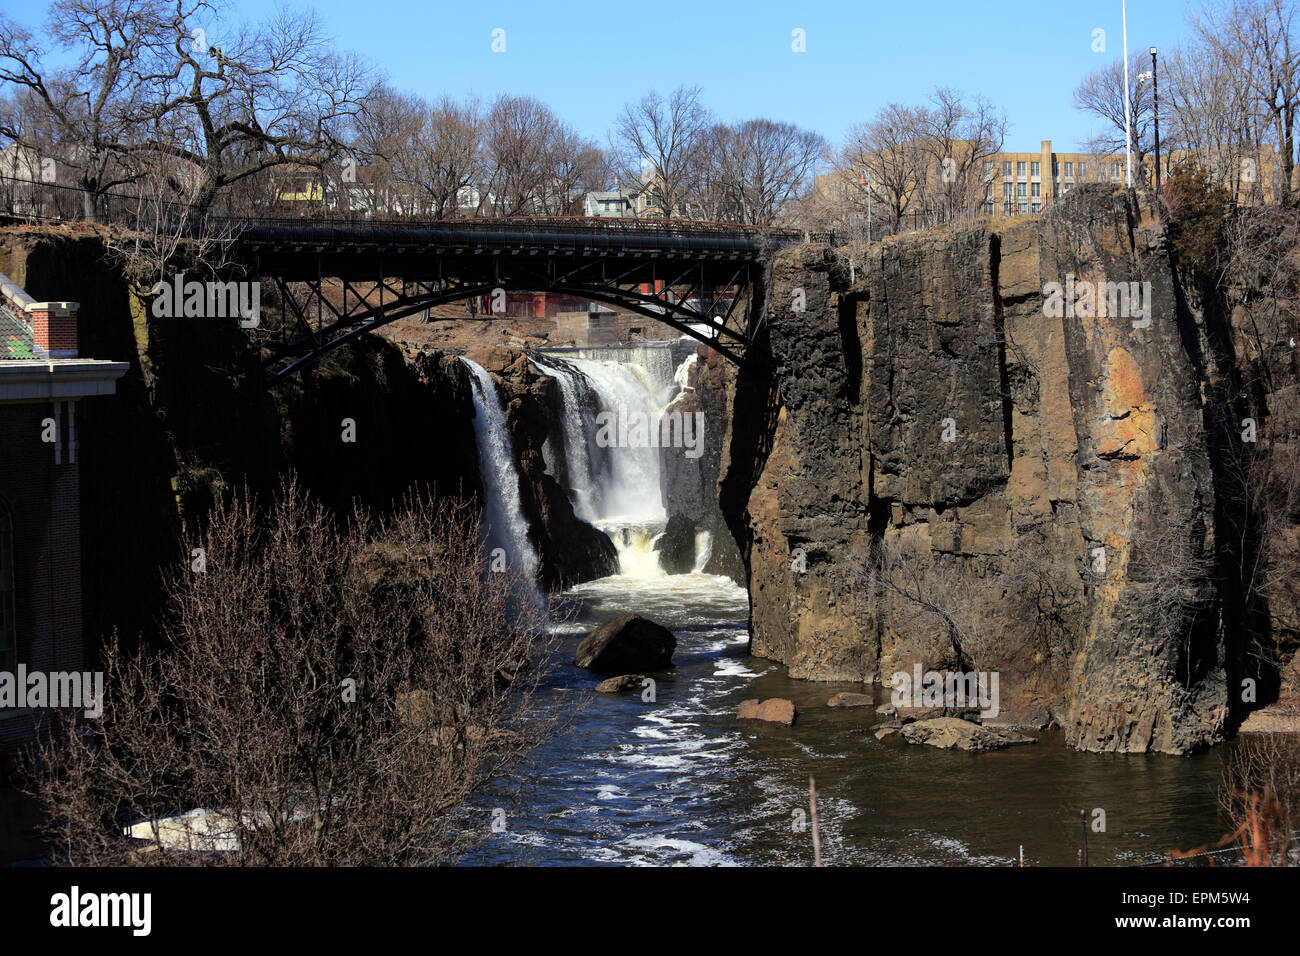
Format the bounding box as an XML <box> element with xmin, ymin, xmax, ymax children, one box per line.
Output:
<box><xmin>79</xmin><ymin>177</ymin><xmax>100</xmax><ymax>223</ymax></box>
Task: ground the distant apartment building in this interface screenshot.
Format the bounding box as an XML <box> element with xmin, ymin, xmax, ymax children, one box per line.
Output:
<box><xmin>824</xmin><ymin>138</ymin><xmax>1287</xmax><ymax>226</ymax></box>
<box><xmin>984</xmin><ymin>141</ymin><xmax>1127</xmax><ymax>217</ymax></box>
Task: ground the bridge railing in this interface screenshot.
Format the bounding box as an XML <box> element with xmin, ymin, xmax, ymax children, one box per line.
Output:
<box><xmin>0</xmin><ymin>175</ymin><xmax>814</xmax><ymax>247</ymax></box>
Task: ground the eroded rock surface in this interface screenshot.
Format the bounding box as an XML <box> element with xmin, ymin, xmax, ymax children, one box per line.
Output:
<box><xmin>900</xmin><ymin>717</ymin><xmax>1036</xmax><ymax>752</ymax></box>
<box><xmin>722</xmin><ymin>186</ymin><xmax>1239</xmax><ymax>753</ymax></box>
<box><xmin>736</xmin><ymin>698</ymin><xmax>797</xmax><ymax>726</ymax></box>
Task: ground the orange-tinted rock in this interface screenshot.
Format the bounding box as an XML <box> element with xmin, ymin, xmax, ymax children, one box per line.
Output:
<box><xmin>737</xmin><ymin>698</ymin><xmax>796</xmax><ymax>727</ymax></box>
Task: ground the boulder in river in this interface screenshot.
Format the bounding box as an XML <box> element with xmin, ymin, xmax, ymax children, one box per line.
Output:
<box><xmin>737</xmin><ymin>698</ymin><xmax>796</xmax><ymax>727</ymax></box>
<box><xmin>874</xmin><ymin>724</ymin><xmax>901</xmax><ymax>741</ymax></box>
<box><xmin>574</xmin><ymin>615</ymin><xmax>676</xmax><ymax>674</ymax></box>
<box><xmin>899</xmin><ymin>717</ymin><xmax>1036</xmax><ymax>752</ymax></box>
<box><xmin>594</xmin><ymin>674</ymin><xmax>649</xmax><ymax>694</ymax></box>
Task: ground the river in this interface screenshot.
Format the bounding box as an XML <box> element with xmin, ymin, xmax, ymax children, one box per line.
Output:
<box><xmin>461</xmin><ymin>342</ymin><xmax>1232</xmax><ymax>867</ymax></box>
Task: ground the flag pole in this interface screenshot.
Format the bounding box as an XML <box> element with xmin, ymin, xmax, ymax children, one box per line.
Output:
<box><xmin>1122</xmin><ymin>0</ymin><xmax>1133</xmax><ymax>188</ymax></box>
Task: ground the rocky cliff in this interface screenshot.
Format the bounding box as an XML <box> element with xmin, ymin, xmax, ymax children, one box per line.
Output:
<box><xmin>721</xmin><ymin>186</ymin><xmax>1258</xmax><ymax>754</ymax></box>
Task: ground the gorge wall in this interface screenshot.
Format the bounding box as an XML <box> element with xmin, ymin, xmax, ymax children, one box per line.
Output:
<box><xmin>721</xmin><ymin>185</ymin><xmax>1292</xmax><ymax>754</ymax></box>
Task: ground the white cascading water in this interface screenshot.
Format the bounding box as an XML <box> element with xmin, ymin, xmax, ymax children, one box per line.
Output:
<box><xmin>532</xmin><ymin>343</ymin><xmax>683</xmax><ymax>577</ymax></box>
<box><xmin>461</xmin><ymin>357</ymin><xmax>541</xmax><ymax>591</ymax></box>
<box><xmin>692</xmin><ymin>530</ymin><xmax>713</xmax><ymax>573</ymax></box>
<box><xmin>530</xmin><ymin>353</ymin><xmax>602</xmax><ymax>523</ymax></box>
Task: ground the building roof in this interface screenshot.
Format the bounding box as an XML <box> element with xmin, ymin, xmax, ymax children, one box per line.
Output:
<box><xmin>0</xmin><ymin>300</ymin><xmax>37</xmax><ymax>360</ymax></box>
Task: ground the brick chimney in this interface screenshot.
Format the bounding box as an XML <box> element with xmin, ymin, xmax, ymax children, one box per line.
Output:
<box><xmin>27</xmin><ymin>301</ymin><xmax>79</xmax><ymax>358</ymax></box>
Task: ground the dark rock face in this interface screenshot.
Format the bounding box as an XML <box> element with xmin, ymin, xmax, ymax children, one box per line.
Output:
<box><xmin>574</xmin><ymin>614</ymin><xmax>676</xmax><ymax>673</ymax></box>
<box><xmin>654</xmin><ymin>513</ymin><xmax>698</xmax><ymax>574</ymax></box>
<box><xmin>721</xmin><ymin>186</ymin><xmax>1241</xmax><ymax>753</ymax></box>
<box><xmin>466</xmin><ymin>347</ymin><xmax>618</xmax><ymax>590</ymax></box>
<box><xmin>276</xmin><ymin>341</ymin><xmax>482</xmax><ymax>516</ymax></box>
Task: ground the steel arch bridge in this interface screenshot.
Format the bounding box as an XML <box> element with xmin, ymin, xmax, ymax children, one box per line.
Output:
<box><xmin>225</xmin><ymin>216</ymin><xmax>809</xmax><ymax>384</ymax></box>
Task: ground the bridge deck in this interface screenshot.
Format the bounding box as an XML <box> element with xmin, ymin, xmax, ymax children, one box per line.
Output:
<box><xmin>231</xmin><ymin>216</ymin><xmax>806</xmax><ymax>281</ymax></box>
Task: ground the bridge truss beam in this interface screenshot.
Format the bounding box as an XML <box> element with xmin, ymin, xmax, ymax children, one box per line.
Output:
<box><xmin>245</xmin><ymin>229</ymin><xmax>772</xmax><ymax>383</ymax></box>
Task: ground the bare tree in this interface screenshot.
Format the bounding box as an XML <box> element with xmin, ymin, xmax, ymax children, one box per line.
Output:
<box><xmin>841</xmin><ymin>103</ymin><xmax>930</xmax><ymax>233</ymax></box>
<box><xmin>418</xmin><ymin>95</ymin><xmax>485</xmax><ymax>218</ymax></box>
<box><xmin>918</xmin><ymin>88</ymin><xmax>1006</xmax><ymax>226</ymax></box>
<box><xmin>1163</xmin><ymin>41</ymin><xmax>1269</xmax><ymax>201</ymax></box>
<box><xmin>0</xmin><ymin>0</ymin><xmax>158</xmax><ymax>220</ymax></box>
<box><xmin>30</xmin><ymin>480</ymin><xmax>558</xmax><ymax>866</ymax></box>
<box><xmin>612</xmin><ymin>84</ymin><xmax>709</xmax><ymax>218</ymax></box>
<box><xmin>1072</xmin><ymin>51</ymin><xmax>1156</xmax><ymax>180</ymax></box>
<box><xmin>1219</xmin><ymin>711</ymin><xmax>1300</xmax><ymax>864</ymax></box>
<box><xmin>727</xmin><ymin>119</ymin><xmax>826</xmax><ymax>225</ymax></box>
<box><xmin>125</xmin><ymin>2</ymin><xmax>374</xmax><ymax>216</ymax></box>
<box><xmin>1192</xmin><ymin>0</ymin><xmax>1300</xmax><ymax>205</ymax></box>
<box><xmin>343</xmin><ymin>84</ymin><xmax>428</xmax><ymax>216</ymax></box>
<box><xmin>540</xmin><ymin>121</ymin><xmax>608</xmax><ymax>216</ymax></box>
<box><xmin>481</xmin><ymin>93</ymin><xmax>559</xmax><ymax>217</ymax></box>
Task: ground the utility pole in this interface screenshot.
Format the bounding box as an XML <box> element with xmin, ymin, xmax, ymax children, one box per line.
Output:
<box><xmin>1122</xmin><ymin>0</ymin><xmax>1133</xmax><ymax>189</ymax></box>
<box><xmin>1150</xmin><ymin>46</ymin><xmax>1162</xmax><ymax>192</ymax></box>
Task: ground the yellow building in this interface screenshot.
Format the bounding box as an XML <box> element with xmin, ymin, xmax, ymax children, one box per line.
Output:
<box><xmin>983</xmin><ymin>141</ymin><xmax>1135</xmax><ymax>217</ymax></box>
<box><xmin>821</xmin><ymin>137</ymin><xmax>1288</xmax><ymax>228</ymax></box>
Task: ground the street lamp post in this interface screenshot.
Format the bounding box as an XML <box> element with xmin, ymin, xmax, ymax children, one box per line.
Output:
<box><xmin>1150</xmin><ymin>46</ymin><xmax>1161</xmax><ymax>193</ymax></box>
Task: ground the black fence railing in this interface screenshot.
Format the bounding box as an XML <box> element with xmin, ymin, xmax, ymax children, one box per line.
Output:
<box><xmin>0</xmin><ymin>175</ymin><xmax>813</xmax><ymax>247</ymax></box>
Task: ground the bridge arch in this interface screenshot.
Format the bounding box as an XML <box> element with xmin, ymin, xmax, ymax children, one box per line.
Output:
<box><xmin>223</xmin><ymin>216</ymin><xmax>798</xmax><ymax>384</ymax></box>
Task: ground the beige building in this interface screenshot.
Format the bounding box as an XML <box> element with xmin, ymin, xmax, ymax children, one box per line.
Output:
<box><xmin>829</xmin><ymin>137</ymin><xmax>1285</xmax><ymax>224</ymax></box>
<box><xmin>981</xmin><ymin>141</ymin><xmax>1133</xmax><ymax>217</ymax></box>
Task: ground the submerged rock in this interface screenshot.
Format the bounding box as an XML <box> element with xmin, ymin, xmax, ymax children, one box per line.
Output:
<box><xmin>828</xmin><ymin>692</ymin><xmax>874</xmax><ymax>708</ymax></box>
<box><xmin>737</xmin><ymin>698</ymin><xmax>796</xmax><ymax>727</ymax></box>
<box><xmin>594</xmin><ymin>674</ymin><xmax>649</xmax><ymax>694</ymax></box>
<box><xmin>574</xmin><ymin>615</ymin><xmax>676</xmax><ymax>674</ymax></box>
<box><xmin>900</xmin><ymin>717</ymin><xmax>1036</xmax><ymax>752</ymax></box>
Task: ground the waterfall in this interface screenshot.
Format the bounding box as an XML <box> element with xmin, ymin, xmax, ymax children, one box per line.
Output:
<box><xmin>532</xmin><ymin>342</ymin><xmax>692</xmax><ymax>578</ymax></box>
<box><xmin>530</xmin><ymin>354</ymin><xmax>603</xmax><ymax>522</ymax></box>
<box><xmin>692</xmin><ymin>530</ymin><xmax>714</xmax><ymax>573</ymax></box>
<box><xmin>561</xmin><ymin>355</ymin><xmax>667</xmax><ymax>525</ymax></box>
<box><xmin>461</xmin><ymin>357</ymin><xmax>541</xmax><ymax>590</ymax></box>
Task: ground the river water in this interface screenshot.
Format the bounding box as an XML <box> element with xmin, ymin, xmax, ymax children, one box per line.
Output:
<box><xmin>467</xmin><ymin>568</ymin><xmax>1231</xmax><ymax>866</ymax></box>
<box><xmin>462</xmin><ymin>343</ymin><xmax>1233</xmax><ymax>867</ymax></box>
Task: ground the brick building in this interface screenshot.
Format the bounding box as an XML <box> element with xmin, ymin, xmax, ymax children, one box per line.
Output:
<box><xmin>0</xmin><ymin>273</ymin><xmax>126</xmax><ymax>754</ymax></box>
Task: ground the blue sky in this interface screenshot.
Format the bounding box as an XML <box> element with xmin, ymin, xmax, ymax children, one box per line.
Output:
<box><xmin>8</xmin><ymin>0</ymin><xmax>1202</xmax><ymax>153</ymax></box>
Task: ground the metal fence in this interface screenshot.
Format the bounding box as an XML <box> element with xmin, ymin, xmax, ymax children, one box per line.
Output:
<box><xmin>0</xmin><ymin>175</ymin><xmax>812</xmax><ymax>246</ymax></box>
